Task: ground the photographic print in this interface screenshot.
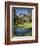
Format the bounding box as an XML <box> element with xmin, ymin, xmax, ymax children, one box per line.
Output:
<box><xmin>5</xmin><ymin>2</ymin><xmax>38</xmax><ymax>45</ymax></box>
<box><xmin>12</xmin><ymin>8</ymin><xmax>32</xmax><ymax>37</ymax></box>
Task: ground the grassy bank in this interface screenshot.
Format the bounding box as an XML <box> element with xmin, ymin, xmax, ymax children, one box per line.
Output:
<box><xmin>16</xmin><ymin>22</ymin><xmax>32</xmax><ymax>28</ymax></box>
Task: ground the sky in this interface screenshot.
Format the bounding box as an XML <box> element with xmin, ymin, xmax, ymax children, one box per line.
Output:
<box><xmin>15</xmin><ymin>8</ymin><xmax>32</xmax><ymax>16</ymax></box>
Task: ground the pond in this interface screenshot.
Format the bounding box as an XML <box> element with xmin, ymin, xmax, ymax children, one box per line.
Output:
<box><xmin>14</xmin><ymin>28</ymin><xmax>32</xmax><ymax>36</ymax></box>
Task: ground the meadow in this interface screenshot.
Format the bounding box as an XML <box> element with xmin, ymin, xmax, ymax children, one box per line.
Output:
<box><xmin>16</xmin><ymin>22</ymin><xmax>32</xmax><ymax>28</ymax></box>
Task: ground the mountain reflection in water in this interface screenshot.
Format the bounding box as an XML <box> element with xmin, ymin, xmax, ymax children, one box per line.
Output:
<box><xmin>14</xmin><ymin>28</ymin><xmax>32</xmax><ymax>36</ymax></box>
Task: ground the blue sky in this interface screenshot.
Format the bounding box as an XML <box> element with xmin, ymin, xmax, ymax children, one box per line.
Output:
<box><xmin>15</xmin><ymin>8</ymin><xmax>32</xmax><ymax>16</ymax></box>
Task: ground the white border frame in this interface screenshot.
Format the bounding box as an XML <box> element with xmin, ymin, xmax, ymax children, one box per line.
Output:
<box><xmin>10</xmin><ymin>5</ymin><xmax>36</xmax><ymax>41</ymax></box>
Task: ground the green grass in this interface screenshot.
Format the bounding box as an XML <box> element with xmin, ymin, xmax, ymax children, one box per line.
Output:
<box><xmin>16</xmin><ymin>22</ymin><xmax>32</xmax><ymax>28</ymax></box>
